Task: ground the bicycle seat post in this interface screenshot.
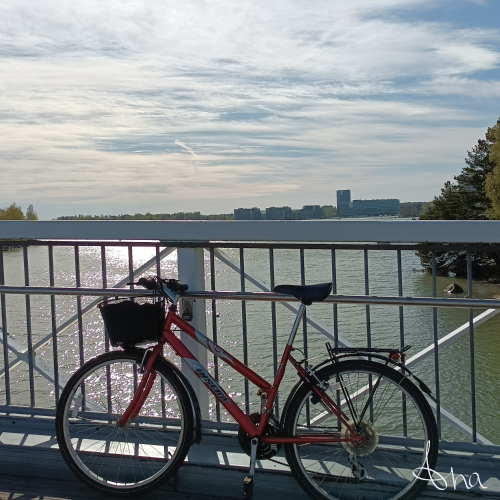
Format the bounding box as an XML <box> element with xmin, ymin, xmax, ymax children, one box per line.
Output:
<box><xmin>286</xmin><ymin>303</ymin><xmax>306</xmax><ymax>347</ymax></box>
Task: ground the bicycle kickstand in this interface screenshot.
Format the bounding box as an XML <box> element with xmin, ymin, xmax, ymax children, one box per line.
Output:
<box><xmin>243</xmin><ymin>438</ymin><xmax>258</xmax><ymax>499</ymax></box>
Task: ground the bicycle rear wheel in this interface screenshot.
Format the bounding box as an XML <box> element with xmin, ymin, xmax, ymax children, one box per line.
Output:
<box><xmin>56</xmin><ymin>350</ymin><xmax>193</xmax><ymax>496</ymax></box>
<box><xmin>283</xmin><ymin>360</ymin><xmax>438</xmax><ymax>500</ymax></box>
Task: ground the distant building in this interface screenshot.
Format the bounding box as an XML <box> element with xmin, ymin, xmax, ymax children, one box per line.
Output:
<box><xmin>265</xmin><ymin>206</ymin><xmax>292</xmax><ymax>220</ymax></box>
<box><xmin>300</xmin><ymin>205</ymin><xmax>324</xmax><ymax>219</ymax></box>
<box><xmin>352</xmin><ymin>199</ymin><xmax>400</xmax><ymax>217</ymax></box>
<box><xmin>336</xmin><ymin>190</ymin><xmax>400</xmax><ymax>217</ymax></box>
<box><xmin>234</xmin><ymin>207</ymin><xmax>264</xmax><ymax>220</ymax></box>
<box><xmin>236</xmin><ymin>198</ymin><xmax>399</xmax><ymax>220</ymax></box>
<box><xmin>336</xmin><ymin>190</ymin><xmax>352</xmax><ymax>217</ymax></box>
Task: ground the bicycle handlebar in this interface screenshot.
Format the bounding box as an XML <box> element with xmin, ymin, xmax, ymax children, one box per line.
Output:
<box><xmin>137</xmin><ymin>277</ymin><xmax>158</xmax><ymax>290</ymax></box>
<box><xmin>132</xmin><ymin>276</ymin><xmax>189</xmax><ymax>296</ymax></box>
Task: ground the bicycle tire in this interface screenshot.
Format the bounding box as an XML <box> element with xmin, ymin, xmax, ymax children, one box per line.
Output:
<box><xmin>56</xmin><ymin>350</ymin><xmax>194</xmax><ymax>496</ymax></box>
<box><xmin>283</xmin><ymin>360</ymin><xmax>438</xmax><ymax>500</ymax></box>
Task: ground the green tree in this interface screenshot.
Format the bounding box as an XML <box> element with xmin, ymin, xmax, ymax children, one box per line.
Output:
<box><xmin>419</xmin><ymin>182</ymin><xmax>471</xmax><ymax>221</ymax></box>
<box><xmin>418</xmin><ymin>119</ymin><xmax>500</xmax><ymax>279</ymax></box>
<box><xmin>421</xmin><ymin>131</ymin><xmax>496</xmax><ymax>221</ymax></box>
<box><xmin>399</xmin><ymin>202</ymin><xmax>423</xmax><ymax>218</ymax></box>
<box><xmin>322</xmin><ymin>205</ymin><xmax>337</xmax><ymax>218</ymax></box>
<box><xmin>25</xmin><ymin>204</ymin><xmax>39</xmax><ymax>220</ymax></box>
<box><xmin>0</xmin><ymin>202</ymin><xmax>26</xmax><ymax>220</ymax></box>
<box><xmin>485</xmin><ymin>120</ymin><xmax>500</xmax><ymax>219</ymax></box>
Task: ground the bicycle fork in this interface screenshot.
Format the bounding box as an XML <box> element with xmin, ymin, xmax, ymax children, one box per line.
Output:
<box><xmin>116</xmin><ymin>344</ymin><xmax>163</xmax><ymax>427</ymax></box>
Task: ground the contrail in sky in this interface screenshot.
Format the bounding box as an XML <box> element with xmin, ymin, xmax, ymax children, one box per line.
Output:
<box><xmin>175</xmin><ymin>139</ymin><xmax>196</xmax><ymax>156</ymax></box>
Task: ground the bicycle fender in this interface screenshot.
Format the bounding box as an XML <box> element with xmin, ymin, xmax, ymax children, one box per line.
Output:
<box><xmin>155</xmin><ymin>356</ymin><xmax>203</xmax><ymax>445</ymax></box>
<box><xmin>311</xmin><ymin>355</ymin><xmax>437</xmax><ymax>402</ymax></box>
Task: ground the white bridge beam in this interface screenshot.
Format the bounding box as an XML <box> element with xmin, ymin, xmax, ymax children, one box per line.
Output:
<box><xmin>2</xmin><ymin>219</ymin><xmax>500</xmax><ymax>244</ymax></box>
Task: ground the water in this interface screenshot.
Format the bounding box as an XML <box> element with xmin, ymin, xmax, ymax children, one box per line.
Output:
<box><xmin>1</xmin><ymin>244</ymin><xmax>499</xmax><ymax>444</ymax></box>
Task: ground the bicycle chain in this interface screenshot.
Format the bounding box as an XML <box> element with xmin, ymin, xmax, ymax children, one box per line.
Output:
<box><xmin>266</xmin><ymin>455</ymin><xmax>349</xmax><ymax>479</ymax></box>
<box><xmin>265</xmin><ymin>425</ymin><xmax>344</xmax><ymax>476</ymax></box>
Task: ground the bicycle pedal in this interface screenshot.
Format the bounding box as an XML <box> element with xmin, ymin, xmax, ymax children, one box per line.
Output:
<box><xmin>243</xmin><ymin>476</ymin><xmax>254</xmax><ymax>499</ymax></box>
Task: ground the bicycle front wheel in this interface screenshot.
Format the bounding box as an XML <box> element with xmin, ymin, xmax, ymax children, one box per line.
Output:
<box><xmin>56</xmin><ymin>350</ymin><xmax>194</xmax><ymax>496</ymax></box>
<box><xmin>283</xmin><ymin>360</ymin><xmax>438</xmax><ymax>500</ymax></box>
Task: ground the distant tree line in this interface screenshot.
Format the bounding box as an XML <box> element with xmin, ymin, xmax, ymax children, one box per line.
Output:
<box><xmin>418</xmin><ymin>117</ymin><xmax>500</xmax><ymax>280</ymax></box>
<box><xmin>0</xmin><ymin>202</ymin><xmax>38</xmax><ymax>220</ymax></box>
<box><xmin>56</xmin><ymin>211</ymin><xmax>235</xmax><ymax>221</ymax></box>
<box><xmin>399</xmin><ymin>202</ymin><xmax>426</xmax><ymax>218</ymax></box>
<box><xmin>322</xmin><ymin>205</ymin><xmax>337</xmax><ymax>218</ymax></box>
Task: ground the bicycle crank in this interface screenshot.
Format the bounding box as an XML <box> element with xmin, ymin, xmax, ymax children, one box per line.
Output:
<box><xmin>238</xmin><ymin>413</ymin><xmax>282</xmax><ymax>459</ymax></box>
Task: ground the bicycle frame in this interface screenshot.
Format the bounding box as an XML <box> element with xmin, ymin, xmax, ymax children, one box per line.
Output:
<box><xmin>117</xmin><ymin>299</ymin><xmax>360</xmax><ymax>446</ymax></box>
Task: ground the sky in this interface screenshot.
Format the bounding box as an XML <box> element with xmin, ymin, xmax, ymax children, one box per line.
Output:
<box><xmin>0</xmin><ymin>0</ymin><xmax>499</xmax><ymax>220</ymax></box>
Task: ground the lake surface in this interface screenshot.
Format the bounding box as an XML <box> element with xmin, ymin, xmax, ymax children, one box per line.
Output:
<box><xmin>1</xmin><ymin>243</ymin><xmax>499</xmax><ymax>444</ymax></box>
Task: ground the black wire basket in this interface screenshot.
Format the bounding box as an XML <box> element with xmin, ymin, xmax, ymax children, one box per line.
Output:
<box><xmin>99</xmin><ymin>297</ymin><xmax>166</xmax><ymax>347</ymax></box>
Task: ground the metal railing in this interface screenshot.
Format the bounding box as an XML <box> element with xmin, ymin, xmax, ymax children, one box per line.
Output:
<box><xmin>1</xmin><ymin>220</ymin><xmax>500</xmax><ymax>454</ymax></box>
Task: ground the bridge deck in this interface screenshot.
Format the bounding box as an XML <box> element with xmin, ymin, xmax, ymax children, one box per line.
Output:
<box><xmin>0</xmin><ymin>414</ymin><xmax>499</xmax><ymax>500</ymax></box>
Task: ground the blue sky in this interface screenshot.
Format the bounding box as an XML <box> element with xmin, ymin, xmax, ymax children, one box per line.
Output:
<box><xmin>0</xmin><ymin>0</ymin><xmax>499</xmax><ymax>219</ymax></box>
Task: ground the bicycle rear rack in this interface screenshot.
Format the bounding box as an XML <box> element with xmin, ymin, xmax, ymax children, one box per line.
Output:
<box><xmin>327</xmin><ymin>343</ymin><xmax>411</xmax><ymax>359</ymax></box>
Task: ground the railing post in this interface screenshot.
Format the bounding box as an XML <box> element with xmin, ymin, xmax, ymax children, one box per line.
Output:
<box><xmin>177</xmin><ymin>248</ymin><xmax>209</xmax><ymax>419</ymax></box>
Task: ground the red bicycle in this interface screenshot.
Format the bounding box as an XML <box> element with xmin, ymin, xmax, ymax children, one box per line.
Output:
<box><xmin>56</xmin><ymin>277</ymin><xmax>438</xmax><ymax>500</ymax></box>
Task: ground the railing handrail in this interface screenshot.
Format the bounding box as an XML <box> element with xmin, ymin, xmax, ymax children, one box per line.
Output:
<box><xmin>2</xmin><ymin>239</ymin><xmax>500</xmax><ymax>253</ymax></box>
<box><xmin>1</xmin><ymin>285</ymin><xmax>500</xmax><ymax>309</ymax></box>
<box><xmin>3</xmin><ymin>219</ymin><xmax>500</xmax><ymax>243</ymax></box>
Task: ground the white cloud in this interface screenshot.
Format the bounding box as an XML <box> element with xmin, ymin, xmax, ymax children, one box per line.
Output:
<box><xmin>1</xmin><ymin>0</ymin><xmax>498</xmax><ymax>79</ymax></box>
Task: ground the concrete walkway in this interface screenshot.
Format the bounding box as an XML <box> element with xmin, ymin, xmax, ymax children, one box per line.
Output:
<box><xmin>1</xmin><ymin>413</ymin><xmax>499</xmax><ymax>500</ymax></box>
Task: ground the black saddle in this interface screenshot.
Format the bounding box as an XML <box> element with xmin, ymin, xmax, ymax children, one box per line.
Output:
<box><xmin>272</xmin><ymin>282</ymin><xmax>332</xmax><ymax>305</ymax></box>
